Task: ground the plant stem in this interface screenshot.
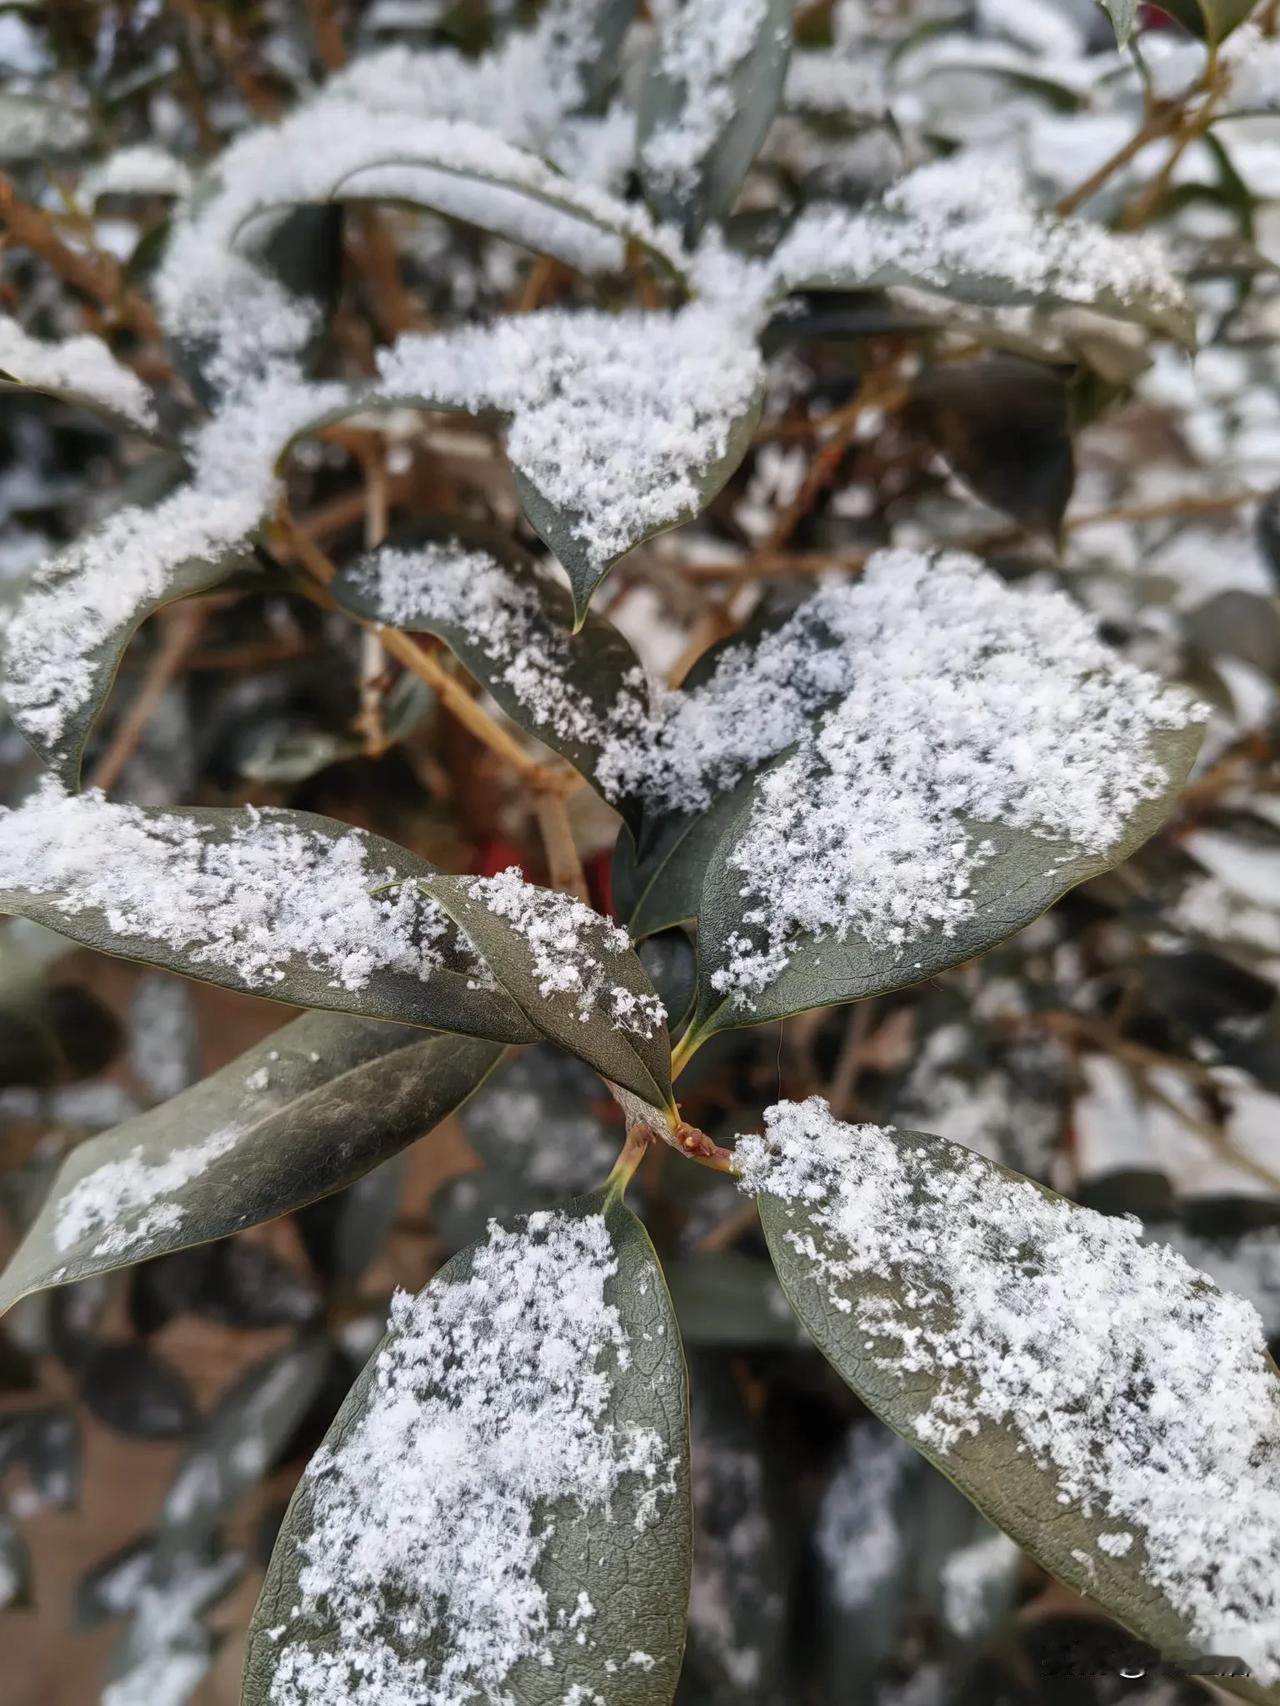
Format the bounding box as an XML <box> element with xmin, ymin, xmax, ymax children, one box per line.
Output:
<box><xmin>604</xmin><ymin>1125</ymin><xmax>652</xmax><ymax>1201</ymax></box>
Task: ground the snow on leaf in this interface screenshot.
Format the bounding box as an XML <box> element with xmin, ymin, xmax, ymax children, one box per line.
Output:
<box><xmin>0</xmin><ymin>1012</ymin><xmax>502</xmax><ymax>1313</ymax></box>
<box><xmin>740</xmin><ymin>1098</ymin><xmax>1280</xmax><ymax>1695</ymax></box>
<box><xmin>0</xmin><ymin>315</ymin><xmax>157</xmax><ymax>430</ymax></box>
<box><xmin>421</xmin><ymin>868</ymin><xmax>674</xmax><ymax>1110</ymax></box>
<box><xmin>243</xmin><ymin>1197</ymin><xmax>690</xmax><ymax>1706</ymax></box>
<box><xmin>364</xmin><ymin>305</ymin><xmax>764</xmax><ymax>618</ymax></box>
<box><xmin>332</xmin><ymin>535</ymin><xmax>652</xmax><ymax>802</ymax></box>
<box><xmin>750</xmin><ymin>155</ymin><xmax>1192</xmax><ymax>344</ymax></box>
<box><xmin>0</xmin><ymin>367</ymin><xmax>341</xmax><ymax>782</ymax></box>
<box><xmin>0</xmin><ymin>790</ymin><xmax>534</xmax><ymax>1044</ymax></box>
<box><xmin>638</xmin><ymin>0</ymin><xmax>794</xmax><ymax>243</ymax></box>
<box><xmin>683</xmin><ymin>549</ymin><xmax>1202</xmax><ymax>1030</ymax></box>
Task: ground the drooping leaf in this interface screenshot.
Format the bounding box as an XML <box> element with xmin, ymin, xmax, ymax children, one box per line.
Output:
<box><xmin>156</xmin><ymin>1341</ymin><xmax>330</xmax><ymax>1561</ymax></box>
<box><xmin>909</xmin><ymin>355</ymin><xmax>1076</xmax><ymax>540</ymax></box>
<box><xmin>746</xmin><ymin>1110</ymin><xmax>1280</xmax><ymax>1704</ymax></box>
<box><xmin>684</xmin><ymin>1354</ymin><xmax>789</xmax><ymax>1704</ymax></box>
<box><xmin>1</xmin><ymin>531</ymin><xmax>254</xmax><ymax>788</ymax></box>
<box><xmin>684</xmin><ymin>721</ymin><xmax>1203</xmax><ymax>1046</ymax></box>
<box><xmin>79</xmin><ymin>1340</ymin><xmax>197</xmax><ymax>1439</ymax></box>
<box><xmin>0</xmin><ymin>799</ymin><xmax>536</xmax><ymax>1042</ymax></box>
<box><xmin>420</xmin><ymin>872</ymin><xmax>675</xmax><ymax>1112</ymax></box>
<box><xmin>330</xmin><ymin>523</ymin><xmax>648</xmax><ymax>812</ymax></box>
<box><xmin>1152</xmin><ymin>0</ymin><xmax>1258</xmax><ymax>42</ymax></box>
<box><xmin>243</xmin><ymin>1192</ymin><xmax>692</xmax><ymax>1706</ymax></box>
<box><xmin>637</xmin><ymin>0</ymin><xmax>795</xmax><ymax>245</ymax></box>
<box><xmin>0</xmin><ymin>1010</ymin><xmax>503</xmax><ymax>1312</ymax></box>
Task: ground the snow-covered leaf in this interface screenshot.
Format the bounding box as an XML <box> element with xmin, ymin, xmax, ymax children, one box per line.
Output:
<box><xmin>0</xmin><ymin>91</ymin><xmax>89</xmax><ymax>161</ymax></box>
<box><xmin>331</xmin><ymin>526</ymin><xmax>649</xmax><ymax>809</ymax></box>
<box><xmin>638</xmin><ymin>0</ymin><xmax>794</xmax><ymax>244</ymax></box>
<box><xmin>420</xmin><ymin>870</ymin><xmax>675</xmax><ymax>1114</ymax></box>
<box><xmin>0</xmin><ymin>1011</ymin><xmax>502</xmax><ymax>1313</ymax></box>
<box><xmin>0</xmin><ymin>366</ymin><xmax>340</xmax><ymax>786</ymax></box>
<box><xmin>0</xmin><ymin>316</ymin><xmax>159</xmax><ymax>435</ymax></box>
<box><xmin>0</xmin><ymin>792</ymin><xmax>536</xmax><ymax>1044</ymax></box>
<box><xmin>243</xmin><ymin>1194</ymin><xmax>691</xmax><ymax>1706</ymax></box>
<box><xmin>740</xmin><ymin>1100</ymin><xmax>1280</xmax><ymax>1703</ymax></box>
<box><xmin>288</xmin><ymin>304</ymin><xmax>765</xmax><ymax>622</ymax></box>
<box><xmin>674</xmin><ymin>550</ymin><xmax>1203</xmax><ymax>1045</ymax></box>
<box><xmin>764</xmin><ymin>157</ymin><xmax>1196</xmax><ymax>347</ymax></box>
<box><xmin>3</xmin><ymin>530</ymin><xmax>252</xmax><ymax>787</ymax></box>
<box><xmin>156</xmin><ymin>1342</ymin><xmax>330</xmax><ymax>1559</ymax></box>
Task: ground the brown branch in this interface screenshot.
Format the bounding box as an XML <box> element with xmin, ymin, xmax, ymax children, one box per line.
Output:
<box><xmin>532</xmin><ymin>789</ymin><xmax>590</xmax><ymax>902</ymax></box>
<box><xmin>89</xmin><ymin>602</ymin><xmax>209</xmax><ymax>794</ymax></box>
<box><xmin>0</xmin><ymin>174</ymin><xmax>164</xmax><ymax>348</ymax></box>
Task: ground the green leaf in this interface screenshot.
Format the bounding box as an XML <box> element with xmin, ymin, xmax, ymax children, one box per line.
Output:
<box><xmin>0</xmin><ymin>801</ymin><xmax>537</xmax><ymax>1043</ymax></box>
<box><xmin>2</xmin><ymin>533</ymin><xmax>252</xmax><ymax>787</ymax></box>
<box><xmin>419</xmin><ymin>873</ymin><xmax>675</xmax><ymax>1112</ymax></box>
<box><xmin>684</xmin><ymin>722</ymin><xmax>1203</xmax><ymax>1045</ymax></box>
<box><xmin>637</xmin><ymin>0</ymin><xmax>795</xmax><ymax>245</ymax></box>
<box><xmin>330</xmin><ymin>523</ymin><xmax>648</xmax><ymax>811</ymax></box>
<box><xmin>1152</xmin><ymin>0</ymin><xmax>1259</xmax><ymax>42</ymax></box>
<box><xmin>754</xmin><ymin>1121</ymin><xmax>1280</xmax><ymax>1705</ymax></box>
<box><xmin>909</xmin><ymin>355</ymin><xmax>1076</xmax><ymax>541</ymax></box>
<box><xmin>242</xmin><ymin>1192</ymin><xmax>692</xmax><ymax>1706</ymax></box>
<box><xmin>156</xmin><ymin>1341</ymin><xmax>330</xmax><ymax>1559</ymax></box>
<box><xmin>0</xmin><ymin>1011</ymin><xmax>503</xmax><ymax>1313</ymax></box>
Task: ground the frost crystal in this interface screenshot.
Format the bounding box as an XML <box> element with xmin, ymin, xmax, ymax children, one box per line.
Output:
<box><xmin>0</xmin><ymin>783</ymin><xmax>464</xmax><ymax>994</ymax></box>
<box><xmin>349</xmin><ymin>543</ymin><xmax>650</xmax><ymax>751</ymax></box>
<box><xmin>704</xmin><ymin>549</ymin><xmax>1197</xmax><ymax>1001</ymax></box>
<box><xmin>269</xmin><ymin>1211</ymin><xmax>673</xmax><ymax>1705</ymax></box>
<box><xmin>54</xmin><ymin>1128</ymin><xmax>239</xmax><ymax>1258</ymax></box>
<box><xmin>374</xmin><ymin>304</ymin><xmax>763</xmax><ymax>570</ymax></box>
<box><xmin>737</xmin><ymin>1098</ymin><xmax>1280</xmax><ymax>1680</ymax></box>
<box><xmin>0</xmin><ymin>314</ymin><xmax>156</xmax><ymax>428</ymax></box>
<box><xmin>640</xmin><ymin>0</ymin><xmax>770</xmax><ymax>198</ymax></box>
<box><xmin>466</xmin><ymin>867</ymin><xmax>664</xmax><ymax>1036</ymax></box>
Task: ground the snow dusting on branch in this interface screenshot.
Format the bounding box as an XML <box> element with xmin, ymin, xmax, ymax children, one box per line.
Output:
<box><xmin>737</xmin><ymin>1097</ymin><xmax>1280</xmax><ymax>1682</ymax></box>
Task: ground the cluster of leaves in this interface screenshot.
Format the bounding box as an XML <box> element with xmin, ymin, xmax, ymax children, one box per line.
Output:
<box><xmin>0</xmin><ymin>0</ymin><xmax>1279</xmax><ymax>1704</ymax></box>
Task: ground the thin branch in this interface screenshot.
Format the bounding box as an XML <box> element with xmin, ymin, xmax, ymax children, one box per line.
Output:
<box><xmin>89</xmin><ymin>602</ymin><xmax>210</xmax><ymax>794</ymax></box>
<box><xmin>532</xmin><ymin>789</ymin><xmax>590</xmax><ymax>903</ymax></box>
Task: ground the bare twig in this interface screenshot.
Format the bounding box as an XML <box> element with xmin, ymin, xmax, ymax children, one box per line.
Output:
<box><xmin>90</xmin><ymin>602</ymin><xmax>210</xmax><ymax>794</ymax></box>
